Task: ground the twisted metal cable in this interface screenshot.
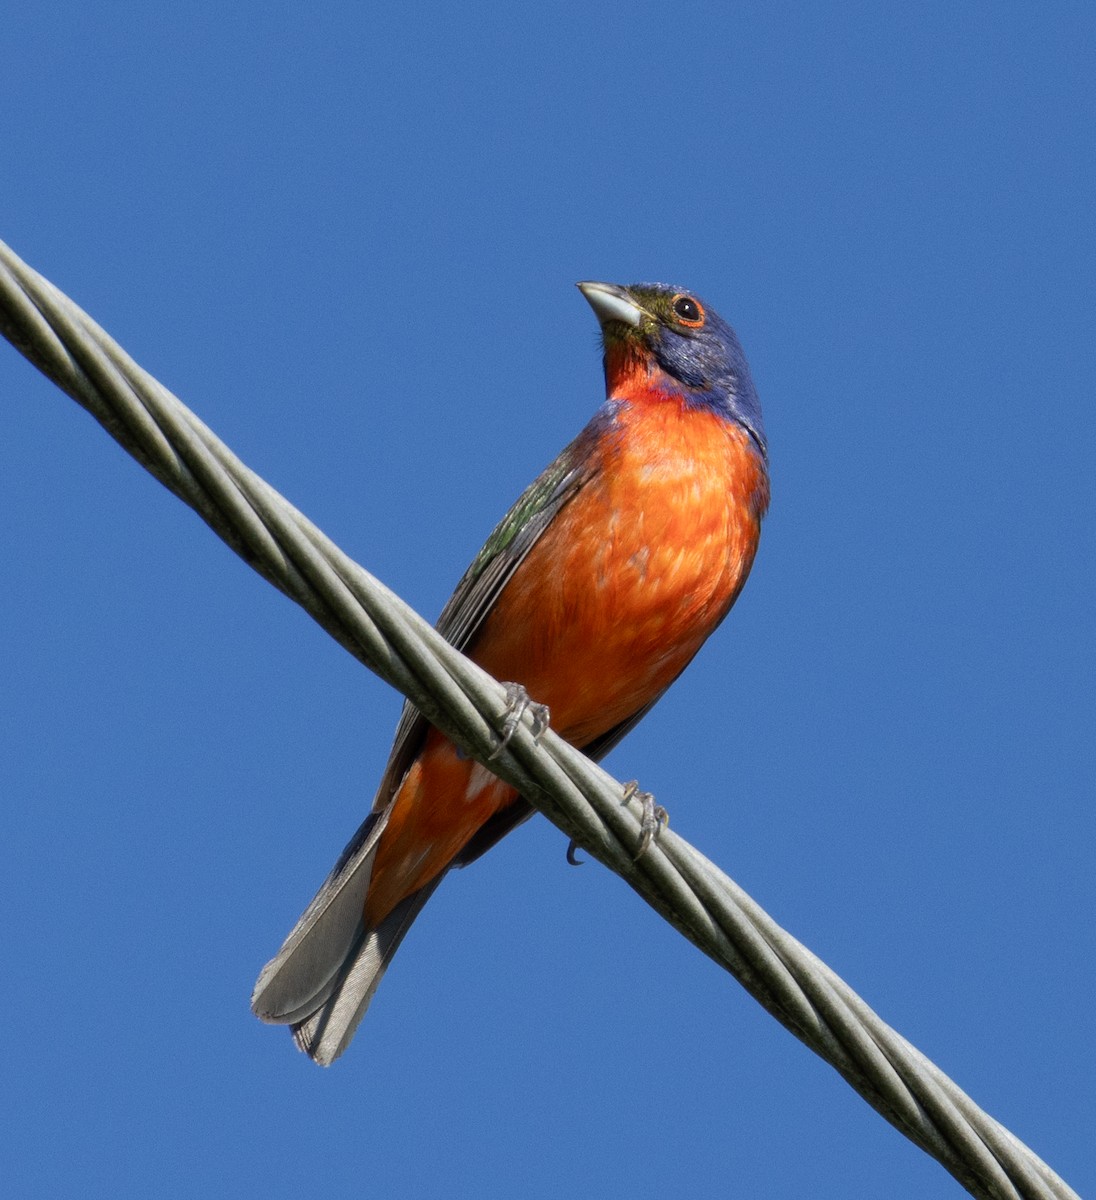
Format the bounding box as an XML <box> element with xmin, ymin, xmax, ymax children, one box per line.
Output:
<box><xmin>0</xmin><ymin>237</ymin><xmax>1077</xmax><ymax>1200</ymax></box>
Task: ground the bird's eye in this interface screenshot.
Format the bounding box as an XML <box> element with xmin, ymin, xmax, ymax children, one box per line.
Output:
<box><xmin>671</xmin><ymin>294</ymin><xmax>705</xmax><ymax>328</ymax></box>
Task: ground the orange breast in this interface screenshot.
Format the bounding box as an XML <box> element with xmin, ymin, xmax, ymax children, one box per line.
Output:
<box><xmin>469</xmin><ymin>398</ymin><xmax>767</xmax><ymax>744</ymax></box>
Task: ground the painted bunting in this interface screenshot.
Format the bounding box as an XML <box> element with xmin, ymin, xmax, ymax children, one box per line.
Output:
<box><xmin>253</xmin><ymin>281</ymin><xmax>769</xmax><ymax>1064</ymax></box>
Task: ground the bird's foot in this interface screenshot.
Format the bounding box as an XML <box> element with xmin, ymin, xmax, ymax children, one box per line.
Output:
<box><xmin>488</xmin><ymin>683</ymin><xmax>550</xmax><ymax>760</ymax></box>
<box><xmin>623</xmin><ymin>779</ymin><xmax>668</xmax><ymax>860</ymax></box>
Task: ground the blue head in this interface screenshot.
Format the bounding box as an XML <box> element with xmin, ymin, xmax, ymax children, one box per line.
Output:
<box><xmin>578</xmin><ymin>281</ymin><xmax>766</xmax><ymax>458</ymax></box>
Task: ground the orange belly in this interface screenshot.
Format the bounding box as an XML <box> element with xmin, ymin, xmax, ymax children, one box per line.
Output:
<box><xmin>364</xmin><ymin>399</ymin><xmax>767</xmax><ymax>925</ymax></box>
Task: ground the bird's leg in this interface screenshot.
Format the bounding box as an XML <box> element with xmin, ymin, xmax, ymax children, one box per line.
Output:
<box><xmin>622</xmin><ymin>779</ymin><xmax>669</xmax><ymax>860</ymax></box>
<box><xmin>488</xmin><ymin>682</ymin><xmax>550</xmax><ymax>760</ymax></box>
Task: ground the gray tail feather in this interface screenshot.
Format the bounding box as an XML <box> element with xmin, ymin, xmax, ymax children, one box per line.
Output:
<box><xmin>290</xmin><ymin>880</ymin><xmax>443</xmax><ymax>1065</ymax></box>
<box><xmin>252</xmin><ymin>809</ymin><xmax>390</xmax><ymax>1026</ymax></box>
<box><xmin>252</xmin><ymin>804</ymin><xmax>446</xmax><ymax>1065</ymax></box>
<box><xmin>254</xmin><ymin>801</ymin><xmax>441</xmax><ymax>1065</ymax></box>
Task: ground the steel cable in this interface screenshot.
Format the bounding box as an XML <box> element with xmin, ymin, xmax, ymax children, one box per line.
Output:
<box><xmin>0</xmin><ymin>237</ymin><xmax>1078</xmax><ymax>1200</ymax></box>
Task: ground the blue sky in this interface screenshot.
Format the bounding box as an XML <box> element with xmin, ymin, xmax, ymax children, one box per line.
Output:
<box><xmin>1</xmin><ymin>3</ymin><xmax>1092</xmax><ymax>1197</ymax></box>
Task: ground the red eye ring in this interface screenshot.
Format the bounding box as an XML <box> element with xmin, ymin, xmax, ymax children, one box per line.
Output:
<box><xmin>671</xmin><ymin>293</ymin><xmax>705</xmax><ymax>328</ymax></box>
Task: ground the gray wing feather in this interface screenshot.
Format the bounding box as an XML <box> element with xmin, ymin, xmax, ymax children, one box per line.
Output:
<box><xmin>369</xmin><ymin>451</ymin><xmax>598</xmax><ymax>815</ymax></box>
<box><xmin>253</xmin><ymin>445</ymin><xmax>600</xmax><ymax>1060</ymax></box>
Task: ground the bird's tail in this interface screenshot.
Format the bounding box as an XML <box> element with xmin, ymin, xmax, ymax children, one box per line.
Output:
<box><xmin>251</xmin><ymin>808</ymin><xmax>442</xmax><ymax>1065</ymax></box>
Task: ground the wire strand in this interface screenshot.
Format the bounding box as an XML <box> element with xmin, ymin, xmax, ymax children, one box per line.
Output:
<box><xmin>0</xmin><ymin>237</ymin><xmax>1078</xmax><ymax>1200</ymax></box>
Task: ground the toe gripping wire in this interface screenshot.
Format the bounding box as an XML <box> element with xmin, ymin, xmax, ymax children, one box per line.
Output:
<box><xmin>0</xmin><ymin>237</ymin><xmax>1078</xmax><ymax>1200</ymax></box>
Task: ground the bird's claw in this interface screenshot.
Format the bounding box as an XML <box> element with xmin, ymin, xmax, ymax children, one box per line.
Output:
<box><xmin>488</xmin><ymin>683</ymin><xmax>550</xmax><ymax>760</ymax></box>
<box><xmin>565</xmin><ymin>839</ymin><xmax>584</xmax><ymax>866</ymax></box>
<box><xmin>623</xmin><ymin>779</ymin><xmax>668</xmax><ymax>860</ymax></box>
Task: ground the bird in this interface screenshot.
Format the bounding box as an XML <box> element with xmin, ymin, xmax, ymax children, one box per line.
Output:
<box><xmin>252</xmin><ymin>281</ymin><xmax>770</xmax><ymax>1064</ymax></box>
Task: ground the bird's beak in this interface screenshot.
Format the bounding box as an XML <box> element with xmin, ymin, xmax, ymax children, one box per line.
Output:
<box><xmin>577</xmin><ymin>281</ymin><xmax>648</xmax><ymax>328</ymax></box>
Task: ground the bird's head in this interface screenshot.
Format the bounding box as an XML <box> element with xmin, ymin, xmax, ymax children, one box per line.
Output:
<box><xmin>578</xmin><ymin>280</ymin><xmax>766</xmax><ymax>457</ymax></box>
